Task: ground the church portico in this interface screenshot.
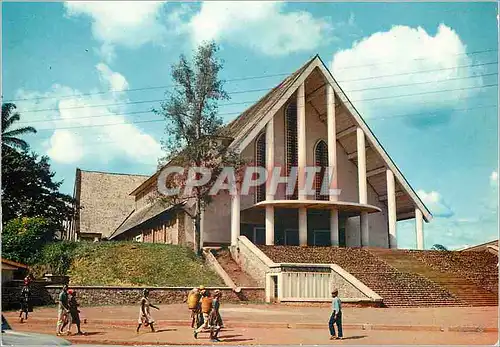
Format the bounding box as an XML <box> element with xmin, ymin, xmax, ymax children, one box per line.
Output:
<box><xmin>239</xmin><ymin>201</ymin><xmax>381</xmax><ymax>247</ymax></box>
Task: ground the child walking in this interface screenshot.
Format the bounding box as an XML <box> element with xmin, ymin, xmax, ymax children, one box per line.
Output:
<box><xmin>67</xmin><ymin>290</ymin><xmax>85</xmax><ymax>335</ymax></box>
<box><xmin>136</xmin><ymin>289</ymin><xmax>160</xmax><ymax>333</ymax></box>
<box><xmin>208</xmin><ymin>290</ymin><xmax>223</xmax><ymax>342</ymax></box>
<box><xmin>328</xmin><ymin>289</ymin><xmax>343</xmax><ymax>340</ymax></box>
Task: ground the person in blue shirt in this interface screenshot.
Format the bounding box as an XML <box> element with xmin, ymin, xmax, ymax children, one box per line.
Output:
<box><xmin>329</xmin><ymin>289</ymin><xmax>343</xmax><ymax>340</ymax></box>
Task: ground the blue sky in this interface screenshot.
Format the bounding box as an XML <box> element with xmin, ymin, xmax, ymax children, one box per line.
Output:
<box><xmin>2</xmin><ymin>2</ymin><xmax>498</xmax><ymax>249</ymax></box>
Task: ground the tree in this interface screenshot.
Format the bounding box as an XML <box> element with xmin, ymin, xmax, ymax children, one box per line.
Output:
<box><xmin>155</xmin><ymin>41</ymin><xmax>243</xmax><ymax>255</ymax></box>
<box><xmin>431</xmin><ymin>244</ymin><xmax>448</xmax><ymax>251</ymax></box>
<box><xmin>2</xmin><ymin>217</ymin><xmax>53</xmax><ymax>264</ymax></box>
<box><xmin>2</xmin><ymin>103</ymin><xmax>37</xmax><ymax>151</ymax></box>
<box><xmin>1</xmin><ymin>146</ymin><xmax>74</xmax><ymax>234</ymax></box>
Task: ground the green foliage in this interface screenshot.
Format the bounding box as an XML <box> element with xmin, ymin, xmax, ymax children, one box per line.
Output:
<box><xmin>154</xmin><ymin>41</ymin><xmax>246</xmax><ymax>255</ymax></box>
<box><xmin>39</xmin><ymin>241</ymin><xmax>80</xmax><ymax>275</ymax></box>
<box><xmin>1</xmin><ymin>146</ymin><xmax>74</xmax><ymax>231</ymax></box>
<box><xmin>2</xmin><ymin>103</ymin><xmax>37</xmax><ymax>151</ymax></box>
<box><xmin>2</xmin><ymin>217</ymin><xmax>52</xmax><ymax>264</ymax></box>
<box><xmin>67</xmin><ymin>241</ymin><xmax>223</xmax><ymax>287</ymax></box>
<box><xmin>431</xmin><ymin>244</ymin><xmax>449</xmax><ymax>251</ymax></box>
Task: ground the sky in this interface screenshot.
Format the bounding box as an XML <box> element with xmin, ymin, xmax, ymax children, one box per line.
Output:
<box><xmin>2</xmin><ymin>1</ymin><xmax>498</xmax><ymax>250</ymax></box>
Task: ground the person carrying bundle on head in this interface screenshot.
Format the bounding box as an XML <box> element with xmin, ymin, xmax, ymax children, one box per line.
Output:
<box><xmin>186</xmin><ymin>285</ymin><xmax>204</xmax><ymax>328</ymax></box>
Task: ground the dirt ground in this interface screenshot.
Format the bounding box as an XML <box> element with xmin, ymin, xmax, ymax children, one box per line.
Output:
<box><xmin>4</xmin><ymin>304</ymin><xmax>498</xmax><ymax>345</ymax></box>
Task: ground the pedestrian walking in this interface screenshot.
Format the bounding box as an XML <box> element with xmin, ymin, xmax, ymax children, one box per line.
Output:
<box><xmin>208</xmin><ymin>290</ymin><xmax>223</xmax><ymax>342</ymax></box>
<box><xmin>193</xmin><ymin>289</ymin><xmax>212</xmax><ymax>339</ymax></box>
<box><xmin>136</xmin><ymin>289</ymin><xmax>160</xmax><ymax>333</ymax></box>
<box><xmin>56</xmin><ymin>285</ymin><xmax>70</xmax><ymax>336</ymax></box>
<box><xmin>67</xmin><ymin>290</ymin><xmax>85</xmax><ymax>335</ymax></box>
<box><xmin>186</xmin><ymin>285</ymin><xmax>203</xmax><ymax>328</ymax></box>
<box><xmin>328</xmin><ymin>289</ymin><xmax>343</xmax><ymax>340</ymax></box>
<box><xmin>18</xmin><ymin>280</ymin><xmax>31</xmax><ymax>323</ymax></box>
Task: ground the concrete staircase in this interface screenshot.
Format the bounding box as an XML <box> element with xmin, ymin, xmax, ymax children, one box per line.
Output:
<box><xmin>212</xmin><ymin>249</ymin><xmax>259</xmax><ymax>287</ymax></box>
<box><xmin>259</xmin><ymin>246</ymin><xmax>484</xmax><ymax>307</ymax></box>
<box><xmin>380</xmin><ymin>249</ymin><xmax>498</xmax><ymax>306</ymax></box>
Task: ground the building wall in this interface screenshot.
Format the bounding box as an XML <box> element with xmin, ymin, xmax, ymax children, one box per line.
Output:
<box><xmin>2</xmin><ymin>269</ymin><xmax>14</xmax><ymax>283</ymax></box>
<box><xmin>135</xmin><ymin>184</ymin><xmax>158</xmax><ymax>211</ymax></box>
<box><xmin>142</xmin><ymin>217</ymin><xmax>178</xmax><ymax>244</ymax></box>
<box><xmin>203</xmin><ymin>193</ymin><xmax>232</xmax><ymax>244</ymax></box>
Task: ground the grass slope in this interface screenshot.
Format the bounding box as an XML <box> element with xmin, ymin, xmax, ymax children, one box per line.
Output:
<box><xmin>67</xmin><ymin>242</ymin><xmax>223</xmax><ymax>287</ymax></box>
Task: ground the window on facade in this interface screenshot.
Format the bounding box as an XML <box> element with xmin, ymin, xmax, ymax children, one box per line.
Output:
<box><xmin>285</xmin><ymin>103</ymin><xmax>298</xmax><ymax>200</ymax></box>
<box><xmin>284</xmin><ymin>229</ymin><xmax>299</xmax><ymax>246</ymax></box>
<box><xmin>315</xmin><ymin>140</ymin><xmax>328</xmax><ymax>200</ymax></box>
<box><xmin>255</xmin><ymin>132</ymin><xmax>266</xmax><ymax>203</ymax></box>
<box><xmin>313</xmin><ymin>229</ymin><xmax>331</xmax><ymax>246</ymax></box>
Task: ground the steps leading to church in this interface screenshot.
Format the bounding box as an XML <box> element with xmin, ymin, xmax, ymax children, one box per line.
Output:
<box><xmin>258</xmin><ymin>246</ymin><xmax>493</xmax><ymax>307</ymax></box>
<box><xmin>368</xmin><ymin>249</ymin><xmax>498</xmax><ymax>307</ymax></box>
<box><xmin>210</xmin><ymin>248</ymin><xmax>259</xmax><ymax>288</ymax></box>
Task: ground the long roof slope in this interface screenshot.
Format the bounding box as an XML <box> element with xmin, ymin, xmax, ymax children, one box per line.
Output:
<box><xmin>76</xmin><ymin>169</ymin><xmax>149</xmax><ymax>238</ymax></box>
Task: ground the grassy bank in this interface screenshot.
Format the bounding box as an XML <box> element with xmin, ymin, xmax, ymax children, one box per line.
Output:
<box><xmin>35</xmin><ymin>241</ymin><xmax>224</xmax><ymax>287</ymax></box>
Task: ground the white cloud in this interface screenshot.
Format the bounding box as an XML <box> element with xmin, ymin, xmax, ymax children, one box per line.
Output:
<box><xmin>188</xmin><ymin>2</ymin><xmax>332</xmax><ymax>55</ymax></box>
<box><xmin>490</xmin><ymin>171</ymin><xmax>498</xmax><ymax>186</ymax></box>
<box><xmin>330</xmin><ymin>24</ymin><xmax>485</xmax><ymax>124</ymax></box>
<box><xmin>96</xmin><ymin>63</ymin><xmax>129</xmax><ymax>92</ymax></box>
<box><xmin>47</xmin><ymin>130</ymin><xmax>85</xmax><ymax>163</ymax></box>
<box><xmin>15</xmin><ymin>64</ymin><xmax>162</xmax><ymax>165</ymax></box>
<box><xmin>417</xmin><ymin>189</ymin><xmax>454</xmax><ymax>218</ymax></box>
<box><xmin>64</xmin><ymin>1</ymin><xmax>167</xmax><ymax>62</ymax></box>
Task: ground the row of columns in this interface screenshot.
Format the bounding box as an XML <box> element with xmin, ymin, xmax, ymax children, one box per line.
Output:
<box><xmin>229</xmin><ymin>81</ymin><xmax>425</xmax><ymax>250</ymax></box>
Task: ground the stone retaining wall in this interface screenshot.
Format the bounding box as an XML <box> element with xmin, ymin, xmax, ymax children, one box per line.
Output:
<box><xmin>2</xmin><ymin>280</ymin><xmax>54</xmax><ymax>310</ymax></box>
<box><xmin>44</xmin><ymin>286</ymin><xmax>265</xmax><ymax>306</ymax></box>
<box><xmin>2</xmin><ymin>282</ymin><xmax>264</xmax><ymax>308</ymax></box>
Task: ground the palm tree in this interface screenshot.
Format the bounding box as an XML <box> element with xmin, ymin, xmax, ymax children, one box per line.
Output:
<box><xmin>2</xmin><ymin>103</ymin><xmax>36</xmax><ymax>151</ymax></box>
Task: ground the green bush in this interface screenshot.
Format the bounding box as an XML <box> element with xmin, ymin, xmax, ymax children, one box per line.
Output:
<box><xmin>2</xmin><ymin>217</ymin><xmax>52</xmax><ymax>264</ymax></box>
<box><xmin>40</xmin><ymin>241</ymin><xmax>80</xmax><ymax>275</ymax></box>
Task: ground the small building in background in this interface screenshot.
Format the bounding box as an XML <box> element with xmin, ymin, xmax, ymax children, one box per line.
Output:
<box><xmin>2</xmin><ymin>258</ymin><xmax>29</xmax><ymax>284</ymax></box>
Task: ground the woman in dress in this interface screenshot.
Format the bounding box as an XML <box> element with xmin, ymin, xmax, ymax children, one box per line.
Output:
<box><xmin>136</xmin><ymin>289</ymin><xmax>159</xmax><ymax>333</ymax></box>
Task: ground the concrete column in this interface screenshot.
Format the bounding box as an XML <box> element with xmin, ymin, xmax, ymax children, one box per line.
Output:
<box><xmin>416</xmin><ymin>208</ymin><xmax>424</xmax><ymax>250</ymax></box>
<box><xmin>265</xmin><ymin>274</ymin><xmax>272</xmax><ymax>303</ymax></box>
<box><xmin>265</xmin><ymin>206</ymin><xmax>274</xmax><ymax>245</ymax></box>
<box><xmin>297</xmin><ymin>83</ymin><xmax>307</xmax><ymax>200</ymax></box>
<box><xmin>231</xmin><ymin>193</ymin><xmax>240</xmax><ymax>246</ymax></box>
<box><xmin>277</xmin><ymin>273</ymin><xmax>284</xmax><ymax>302</ymax></box>
<box><xmin>266</xmin><ymin>118</ymin><xmax>275</xmax><ymax>245</ymax></box>
<box><xmin>297</xmin><ymin>83</ymin><xmax>308</xmax><ymax>246</ymax></box>
<box><xmin>360</xmin><ymin>212</ymin><xmax>369</xmax><ymax>247</ymax></box>
<box><xmin>327</xmin><ymin>85</ymin><xmax>339</xmax><ymax>247</ymax></box>
<box><xmin>357</xmin><ymin>127</ymin><xmax>368</xmax><ymax>246</ymax></box>
<box><xmin>357</xmin><ymin>127</ymin><xmax>367</xmax><ymax>204</ymax></box>
<box><xmin>330</xmin><ymin>209</ymin><xmax>339</xmax><ymax>246</ymax></box>
<box><xmin>327</xmin><ymin>85</ymin><xmax>338</xmax><ymax>202</ymax></box>
<box><xmin>299</xmin><ymin>208</ymin><xmax>307</xmax><ymax>246</ymax></box>
<box><xmin>386</xmin><ymin>169</ymin><xmax>397</xmax><ymax>248</ymax></box>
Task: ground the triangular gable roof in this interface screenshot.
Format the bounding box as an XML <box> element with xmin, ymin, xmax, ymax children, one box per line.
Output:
<box><xmin>225</xmin><ymin>55</ymin><xmax>432</xmax><ymax>222</ymax></box>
